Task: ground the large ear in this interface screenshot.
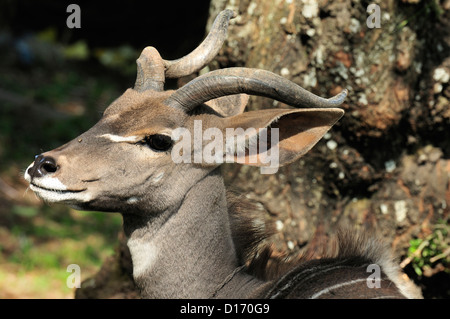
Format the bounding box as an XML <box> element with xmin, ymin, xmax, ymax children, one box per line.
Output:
<box><xmin>220</xmin><ymin>108</ymin><xmax>344</xmax><ymax>173</ymax></box>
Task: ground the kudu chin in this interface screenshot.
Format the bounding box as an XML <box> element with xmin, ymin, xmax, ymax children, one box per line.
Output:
<box><xmin>24</xmin><ymin>10</ymin><xmax>422</xmax><ymax>299</ymax></box>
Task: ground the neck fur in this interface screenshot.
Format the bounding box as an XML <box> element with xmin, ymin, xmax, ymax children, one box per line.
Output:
<box><xmin>122</xmin><ymin>169</ymin><xmax>266</xmax><ymax>298</ymax></box>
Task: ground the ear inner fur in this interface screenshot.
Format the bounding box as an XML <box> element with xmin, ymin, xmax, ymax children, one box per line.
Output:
<box><xmin>220</xmin><ymin>108</ymin><xmax>344</xmax><ymax>167</ymax></box>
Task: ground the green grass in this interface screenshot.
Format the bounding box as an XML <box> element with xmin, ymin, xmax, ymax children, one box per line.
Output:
<box><xmin>0</xmin><ymin>203</ymin><xmax>122</xmax><ymax>298</ymax></box>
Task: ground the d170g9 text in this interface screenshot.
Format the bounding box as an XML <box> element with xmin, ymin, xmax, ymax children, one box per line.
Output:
<box><xmin>224</xmin><ymin>303</ymin><xmax>269</xmax><ymax>314</ymax></box>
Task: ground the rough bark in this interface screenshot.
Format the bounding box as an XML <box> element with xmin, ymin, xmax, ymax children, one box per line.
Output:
<box><xmin>76</xmin><ymin>0</ymin><xmax>450</xmax><ymax>298</ymax></box>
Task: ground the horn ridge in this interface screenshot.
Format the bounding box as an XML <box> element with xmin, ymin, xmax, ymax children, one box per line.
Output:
<box><xmin>133</xmin><ymin>9</ymin><xmax>236</xmax><ymax>92</ymax></box>
<box><xmin>164</xmin><ymin>9</ymin><xmax>236</xmax><ymax>78</ymax></box>
<box><xmin>134</xmin><ymin>47</ymin><xmax>165</xmax><ymax>92</ymax></box>
<box><xmin>164</xmin><ymin>67</ymin><xmax>348</xmax><ymax>112</ymax></box>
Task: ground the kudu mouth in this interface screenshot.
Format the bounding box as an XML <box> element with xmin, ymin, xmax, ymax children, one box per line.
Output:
<box><xmin>27</xmin><ymin>181</ymin><xmax>90</xmax><ymax>204</ymax></box>
<box><xmin>25</xmin><ymin>155</ymin><xmax>90</xmax><ymax>203</ymax></box>
<box><xmin>29</xmin><ymin>182</ymin><xmax>86</xmax><ymax>194</ymax></box>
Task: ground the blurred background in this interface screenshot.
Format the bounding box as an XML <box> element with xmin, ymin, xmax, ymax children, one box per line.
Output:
<box><xmin>0</xmin><ymin>0</ymin><xmax>449</xmax><ymax>298</ymax></box>
<box><xmin>0</xmin><ymin>0</ymin><xmax>210</xmax><ymax>298</ymax></box>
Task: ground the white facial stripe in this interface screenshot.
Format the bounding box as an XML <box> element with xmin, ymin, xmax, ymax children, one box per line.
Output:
<box><xmin>100</xmin><ymin>134</ymin><xmax>141</xmax><ymax>143</ymax></box>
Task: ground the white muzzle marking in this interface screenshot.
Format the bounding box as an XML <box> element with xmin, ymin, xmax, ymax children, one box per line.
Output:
<box><xmin>24</xmin><ymin>164</ymin><xmax>91</xmax><ymax>203</ymax></box>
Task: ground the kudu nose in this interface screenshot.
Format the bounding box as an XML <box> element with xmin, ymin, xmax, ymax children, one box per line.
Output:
<box><xmin>28</xmin><ymin>155</ymin><xmax>58</xmax><ymax>178</ymax></box>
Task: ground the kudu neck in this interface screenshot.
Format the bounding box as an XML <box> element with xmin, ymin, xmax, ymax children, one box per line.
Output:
<box><xmin>122</xmin><ymin>168</ymin><xmax>265</xmax><ymax>298</ymax></box>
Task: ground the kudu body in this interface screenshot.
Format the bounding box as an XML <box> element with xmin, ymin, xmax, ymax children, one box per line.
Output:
<box><xmin>24</xmin><ymin>10</ymin><xmax>421</xmax><ymax>299</ymax></box>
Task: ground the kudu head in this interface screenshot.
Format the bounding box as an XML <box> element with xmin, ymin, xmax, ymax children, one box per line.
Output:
<box><xmin>24</xmin><ymin>10</ymin><xmax>347</xmax><ymax>216</ymax></box>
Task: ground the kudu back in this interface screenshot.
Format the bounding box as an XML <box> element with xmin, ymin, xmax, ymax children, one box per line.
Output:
<box><xmin>24</xmin><ymin>10</ymin><xmax>422</xmax><ymax>299</ymax></box>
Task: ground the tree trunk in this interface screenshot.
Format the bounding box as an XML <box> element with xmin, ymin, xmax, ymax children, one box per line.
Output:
<box><xmin>76</xmin><ymin>0</ymin><xmax>450</xmax><ymax>299</ymax></box>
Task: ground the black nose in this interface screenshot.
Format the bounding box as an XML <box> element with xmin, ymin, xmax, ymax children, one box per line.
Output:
<box><xmin>28</xmin><ymin>155</ymin><xmax>58</xmax><ymax>178</ymax></box>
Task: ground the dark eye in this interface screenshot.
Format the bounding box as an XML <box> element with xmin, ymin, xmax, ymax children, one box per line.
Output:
<box><xmin>144</xmin><ymin>134</ymin><xmax>173</xmax><ymax>152</ymax></box>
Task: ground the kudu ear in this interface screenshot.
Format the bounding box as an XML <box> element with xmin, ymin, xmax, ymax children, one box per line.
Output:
<box><xmin>220</xmin><ymin>108</ymin><xmax>344</xmax><ymax>173</ymax></box>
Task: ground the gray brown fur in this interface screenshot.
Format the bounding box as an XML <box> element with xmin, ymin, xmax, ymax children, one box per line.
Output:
<box><xmin>24</xmin><ymin>10</ymin><xmax>422</xmax><ymax>299</ymax></box>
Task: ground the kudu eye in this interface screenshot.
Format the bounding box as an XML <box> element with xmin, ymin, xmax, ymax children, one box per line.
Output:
<box><xmin>144</xmin><ymin>134</ymin><xmax>173</xmax><ymax>152</ymax></box>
